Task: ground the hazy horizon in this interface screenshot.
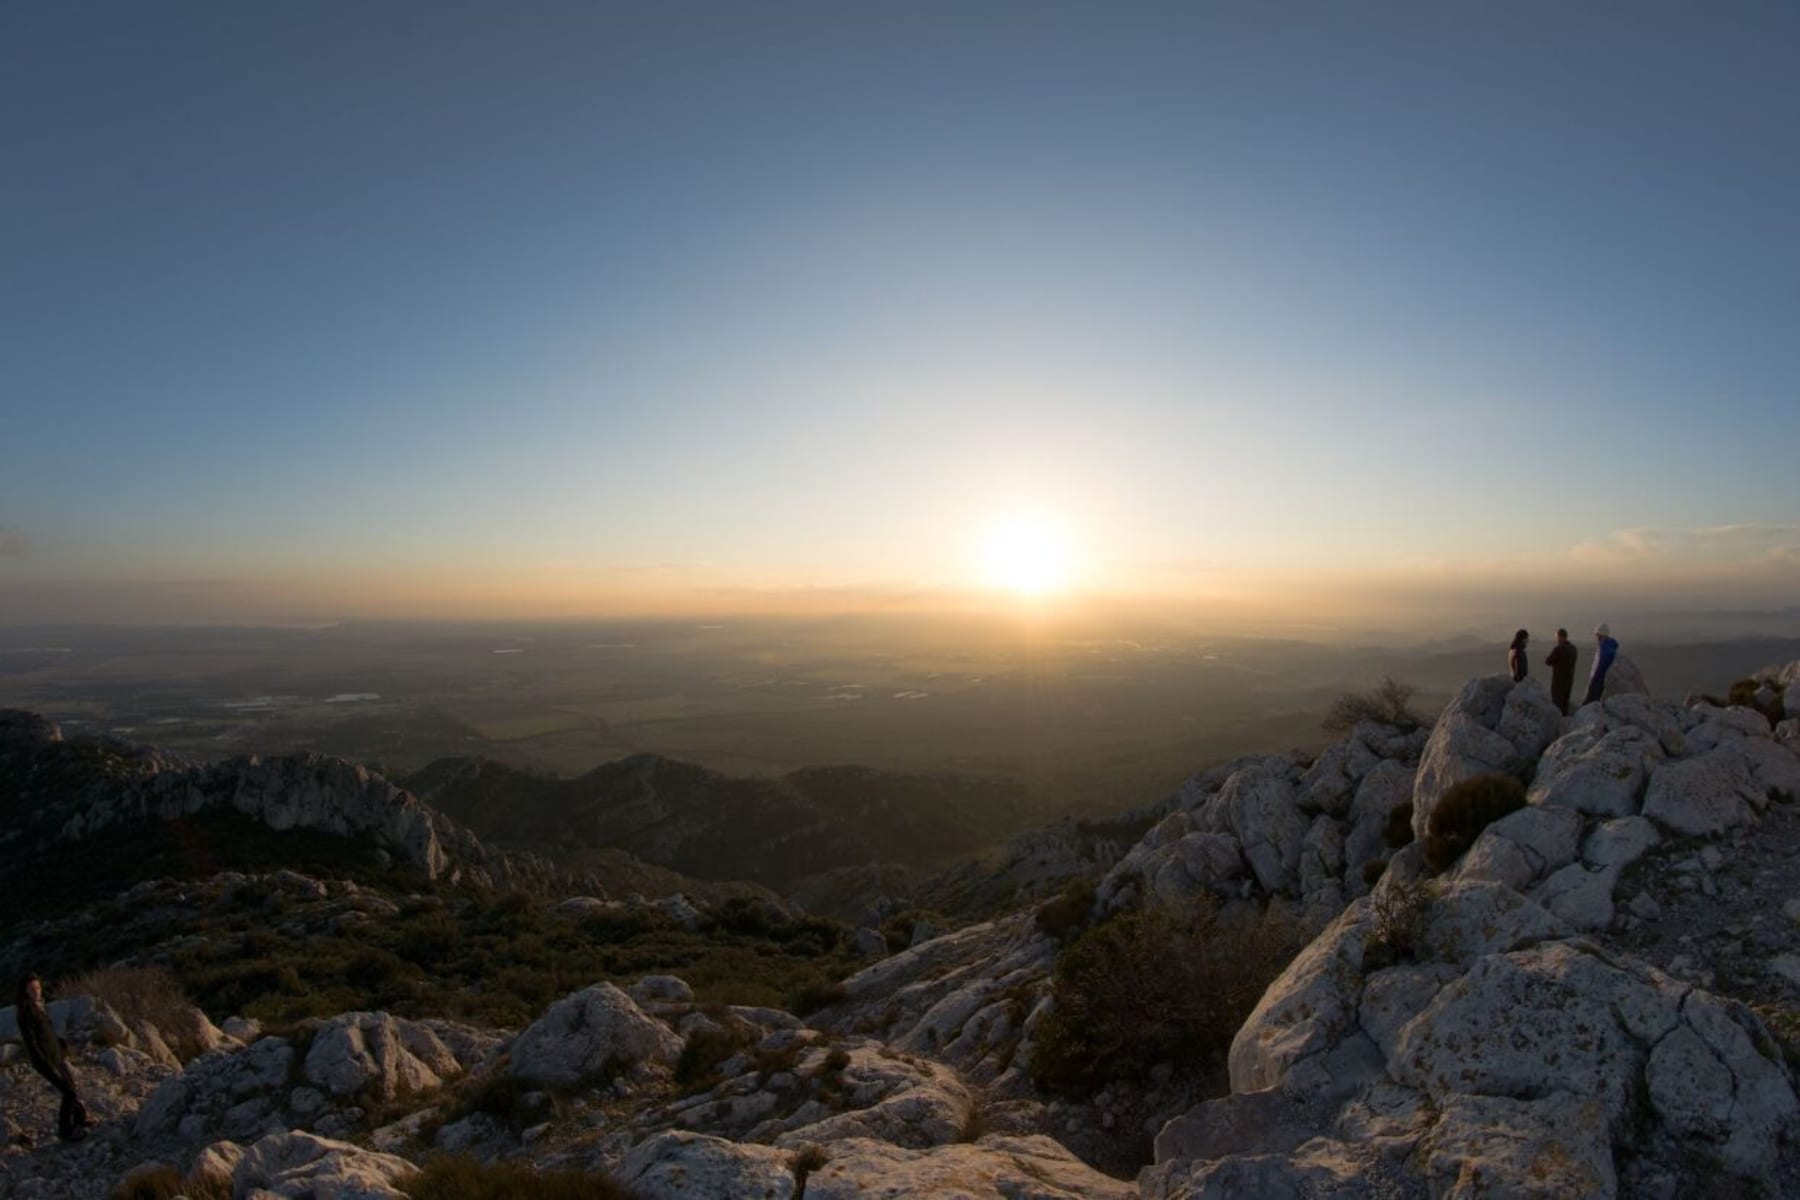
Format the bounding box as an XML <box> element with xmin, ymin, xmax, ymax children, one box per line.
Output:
<box><xmin>5</xmin><ymin>4</ymin><xmax>1798</xmax><ymax>624</ymax></box>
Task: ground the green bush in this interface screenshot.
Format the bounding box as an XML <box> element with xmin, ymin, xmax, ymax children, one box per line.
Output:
<box><xmin>396</xmin><ymin>1156</ymin><xmax>636</xmax><ymax>1199</ymax></box>
<box><xmin>1029</xmin><ymin>900</ymin><xmax>1305</xmax><ymax>1093</ymax></box>
<box><xmin>1322</xmin><ymin>677</ymin><xmax>1423</xmax><ymax>734</ymax></box>
<box><xmin>1034</xmin><ymin>878</ymin><xmax>1098</xmax><ymax>942</ymax></box>
<box><xmin>1423</xmin><ymin>774</ymin><xmax>1525</xmax><ymax>873</ymax></box>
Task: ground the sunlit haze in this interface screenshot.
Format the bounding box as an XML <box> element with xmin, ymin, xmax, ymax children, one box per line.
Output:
<box><xmin>3</xmin><ymin>4</ymin><xmax>1798</xmax><ymax>628</ymax></box>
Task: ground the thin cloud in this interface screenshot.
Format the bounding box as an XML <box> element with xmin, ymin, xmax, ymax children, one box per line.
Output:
<box><xmin>0</xmin><ymin>526</ymin><xmax>27</xmax><ymax>558</ymax></box>
<box><xmin>1568</xmin><ymin>528</ymin><xmax>1666</xmax><ymax>565</ymax></box>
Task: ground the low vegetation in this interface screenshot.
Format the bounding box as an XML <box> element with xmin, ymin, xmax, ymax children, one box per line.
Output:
<box><xmin>14</xmin><ymin>880</ymin><xmax>863</xmax><ymax>1032</ymax></box>
<box><xmin>1423</xmin><ymin>774</ymin><xmax>1525</xmax><ymax>873</ymax></box>
<box><xmin>1029</xmin><ymin>898</ymin><xmax>1306</xmax><ymax>1093</ymax></box>
<box><xmin>56</xmin><ymin>964</ymin><xmax>216</xmax><ymax>1060</ymax></box>
<box><xmin>1364</xmin><ymin>877</ymin><xmax>1436</xmax><ymax>970</ymax></box>
<box><xmin>1033</xmin><ymin>877</ymin><xmax>1098</xmax><ymax>942</ymax></box>
<box><xmin>1322</xmin><ymin>676</ymin><xmax>1424</xmax><ymax>734</ymax></box>
<box><xmin>109</xmin><ymin>1165</ymin><xmax>228</xmax><ymax>1200</ymax></box>
<box><xmin>396</xmin><ymin>1157</ymin><xmax>637</xmax><ymax>1199</ymax></box>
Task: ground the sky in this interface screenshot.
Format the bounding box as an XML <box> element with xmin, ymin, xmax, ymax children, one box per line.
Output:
<box><xmin>3</xmin><ymin>2</ymin><xmax>1798</xmax><ymax>625</ymax></box>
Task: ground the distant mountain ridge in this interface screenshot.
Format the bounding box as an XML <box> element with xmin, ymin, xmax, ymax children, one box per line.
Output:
<box><xmin>400</xmin><ymin>752</ymin><xmax>1048</xmax><ymax>887</ymax></box>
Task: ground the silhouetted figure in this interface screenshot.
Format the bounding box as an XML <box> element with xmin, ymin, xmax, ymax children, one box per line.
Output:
<box><xmin>14</xmin><ymin>973</ymin><xmax>91</xmax><ymax>1141</ymax></box>
<box><xmin>1583</xmin><ymin>623</ymin><xmax>1620</xmax><ymax>706</ymax></box>
<box><xmin>1508</xmin><ymin>630</ymin><xmax>1530</xmax><ymax>683</ymax></box>
<box><xmin>1545</xmin><ymin>628</ymin><xmax>1578</xmax><ymax>715</ymax></box>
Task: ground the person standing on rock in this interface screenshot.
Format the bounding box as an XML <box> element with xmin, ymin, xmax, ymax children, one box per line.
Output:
<box><xmin>14</xmin><ymin>973</ymin><xmax>92</xmax><ymax>1142</ymax></box>
<box><xmin>1583</xmin><ymin>623</ymin><xmax>1620</xmax><ymax>707</ymax></box>
<box><xmin>1544</xmin><ymin>628</ymin><xmax>1578</xmax><ymax>714</ymax></box>
<box><xmin>1508</xmin><ymin>630</ymin><xmax>1530</xmax><ymax>682</ymax></box>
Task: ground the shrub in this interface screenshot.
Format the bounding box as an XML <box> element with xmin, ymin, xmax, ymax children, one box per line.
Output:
<box><xmin>880</xmin><ymin>909</ymin><xmax>950</xmax><ymax>953</ymax></box>
<box><xmin>1034</xmin><ymin>878</ymin><xmax>1098</xmax><ymax>941</ymax></box>
<box><xmin>1383</xmin><ymin>801</ymin><xmax>1416</xmax><ymax>850</ymax></box>
<box><xmin>396</xmin><ymin>1156</ymin><xmax>637</xmax><ymax>1199</ymax></box>
<box><xmin>110</xmin><ymin>1165</ymin><xmax>229</xmax><ymax>1200</ymax></box>
<box><xmin>789</xmin><ymin>1143</ymin><xmax>829</xmax><ymax>1191</ymax></box>
<box><xmin>1423</xmin><ymin>774</ymin><xmax>1525</xmax><ymax>874</ymax></box>
<box><xmin>674</xmin><ymin>1024</ymin><xmax>757</xmax><ymax>1094</ymax></box>
<box><xmin>1364</xmin><ymin>877</ymin><xmax>1434</xmax><ymax>970</ymax></box>
<box><xmin>789</xmin><ymin>978</ymin><xmax>848</xmax><ymax>1016</ymax></box>
<box><xmin>1322</xmin><ymin>677</ymin><xmax>1423</xmax><ymax>734</ymax></box>
<box><xmin>1028</xmin><ymin>899</ymin><xmax>1306</xmax><ymax>1093</ymax></box>
<box><xmin>59</xmin><ymin>964</ymin><xmax>213</xmax><ymax>1061</ymax></box>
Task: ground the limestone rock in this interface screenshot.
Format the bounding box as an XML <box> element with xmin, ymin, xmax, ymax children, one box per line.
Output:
<box><xmin>508</xmin><ymin>983</ymin><xmax>681</xmax><ymax>1087</ymax></box>
<box><xmin>301</xmin><ymin>1012</ymin><xmax>470</xmax><ymax>1101</ymax></box>
<box><xmin>1421</xmin><ymin>1092</ymin><xmax>1616</xmax><ymax>1199</ymax></box>
<box><xmin>232</xmin><ymin>1130</ymin><xmax>415</xmax><ymax>1200</ymax></box>
<box><xmin>802</xmin><ymin>1134</ymin><xmax>1134</xmax><ymax>1199</ymax></box>
<box><xmin>1642</xmin><ymin>749</ymin><xmax>1766</xmax><ymax>836</ymax></box>
<box><xmin>1528</xmin><ymin>727</ymin><xmax>1661</xmax><ymax>818</ymax></box>
<box><xmin>1414</xmin><ymin>677</ymin><xmax>1561</xmax><ymax>840</ymax></box>
<box><xmin>617</xmin><ymin>1131</ymin><xmax>797</xmax><ymax>1199</ymax></box>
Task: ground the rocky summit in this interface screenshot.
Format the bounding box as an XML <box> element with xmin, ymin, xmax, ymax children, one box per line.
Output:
<box><xmin>3</xmin><ymin>664</ymin><xmax>1800</xmax><ymax>1198</ymax></box>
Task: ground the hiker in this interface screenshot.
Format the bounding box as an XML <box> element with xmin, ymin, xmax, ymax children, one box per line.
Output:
<box><xmin>14</xmin><ymin>973</ymin><xmax>92</xmax><ymax>1141</ymax></box>
<box><xmin>1583</xmin><ymin>623</ymin><xmax>1620</xmax><ymax>706</ymax></box>
<box><xmin>1544</xmin><ymin>628</ymin><xmax>1578</xmax><ymax>715</ymax></box>
<box><xmin>1507</xmin><ymin>630</ymin><xmax>1530</xmax><ymax>682</ymax></box>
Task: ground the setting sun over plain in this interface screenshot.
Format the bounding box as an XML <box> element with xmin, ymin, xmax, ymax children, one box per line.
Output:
<box><xmin>979</xmin><ymin>516</ymin><xmax>1075</xmax><ymax>597</ymax></box>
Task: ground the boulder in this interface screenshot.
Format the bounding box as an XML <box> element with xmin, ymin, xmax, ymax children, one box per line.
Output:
<box><xmin>1528</xmin><ymin>727</ymin><xmax>1661</xmax><ymax>818</ymax></box>
<box><xmin>616</xmin><ymin>1131</ymin><xmax>797</xmax><ymax>1199</ymax></box>
<box><xmin>1414</xmin><ymin>677</ymin><xmax>1561</xmax><ymax>840</ymax></box>
<box><xmin>1642</xmin><ymin>749</ymin><xmax>1766</xmax><ymax>836</ymax></box>
<box><xmin>507</xmin><ymin>983</ymin><xmax>682</xmax><ymax>1087</ymax></box>
<box><xmin>232</xmin><ymin>1130</ymin><xmax>415</xmax><ymax>1200</ymax></box>
<box><xmin>136</xmin><ymin>1036</ymin><xmax>296</xmax><ymax>1140</ymax></box>
<box><xmin>301</xmin><ymin>1013</ymin><xmax>472</xmax><ymax>1101</ymax></box>
<box><xmin>1421</xmin><ymin>1092</ymin><xmax>1616</xmax><ymax>1199</ymax></box>
<box><xmin>802</xmin><ymin>1134</ymin><xmax>1135</xmax><ymax>1199</ymax></box>
<box><xmin>1218</xmin><ymin>765</ymin><xmax>1309</xmax><ymax>894</ymax></box>
<box><xmin>629</xmin><ymin>975</ymin><xmax>696</xmax><ymax>1006</ymax></box>
<box><xmin>1603</xmin><ymin>653</ymin><xmax>1650</xmax><ymax>699</ymax></box>
<box><xmin>1141</xmin><ymin>1136</ymin><xmax>1390</xmax><ymax>1200</ymax></box>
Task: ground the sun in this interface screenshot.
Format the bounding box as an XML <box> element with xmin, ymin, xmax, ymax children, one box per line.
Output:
<box><xmin>980</xmin><ymin>516</ymin><xmax>1074</xmax><ymax>596</ymax></box>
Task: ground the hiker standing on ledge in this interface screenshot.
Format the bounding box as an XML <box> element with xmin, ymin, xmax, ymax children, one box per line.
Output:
<box><xmin>15</xmin><ymin>973</ymin><xmax>93</xmax><ymax>1142</ymax></box>
<box><xmin>1583</xmin><ymin>623</ymin><xmax>1620</xmax><ymax>707</ymax></box>
<box><xmin>1507</xmin><ymin>630</ymin><xmax>1530</xmax><ymax>682</ymax></box>
<box><xmin>1545</xmin><ymin>628</ymin><xmax>1578</xmax><ymax>715</ymax></box>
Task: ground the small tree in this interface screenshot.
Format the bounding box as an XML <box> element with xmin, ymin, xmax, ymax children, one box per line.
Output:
<box><xmin>1323</xmin><ymin>676</ymin><xmax>1423</xmax><ymax>734</ymax></box>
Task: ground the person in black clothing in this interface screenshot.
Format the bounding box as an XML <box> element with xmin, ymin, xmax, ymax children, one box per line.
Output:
<box><xmin>1544</xmin><ymin>628</ymin><xmax>1578</xmax><ymax>715</ymax></box>
<box><xmin>1507</xmin><ymin>630</ymin><xmax>1530</xmax><ymax>683</ymax></box>
<box><xmin>14</xmin><ymin>973</ymin><xmax>92</xmax><ymax>1141</ymax></box>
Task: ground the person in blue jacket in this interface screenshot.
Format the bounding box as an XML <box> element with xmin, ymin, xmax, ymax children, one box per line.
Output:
<box><xmin>1583</xmin><ymin>623</ymin><xmax>1620</xmax><ymax>706</ymax></box>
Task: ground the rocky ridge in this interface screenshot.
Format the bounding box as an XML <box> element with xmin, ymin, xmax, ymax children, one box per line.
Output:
<box><xmin>1</xmin><ymin>661</ymin><xmax>1798</xmax><ymax>1197</ymax></box>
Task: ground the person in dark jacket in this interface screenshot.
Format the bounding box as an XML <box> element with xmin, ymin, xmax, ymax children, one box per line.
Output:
<box><xmin>1545</xmin><ymin>628</ymin><xmax>1578</xmax><ymax>715</ymax></box>
<box><xmin>14</xmin><ymin>973</ymin><xmax>92</xmax><ymax>1141</ymax></box>
<box><xmin>1507</xmin><ymin>630</ymin><xmax>1530</xmax><ymax>682</ymax></box>
<box><xmin>1583</xmin><ymin>623</ymin><xmax>1620</xmax><ymax>706</ymax></box>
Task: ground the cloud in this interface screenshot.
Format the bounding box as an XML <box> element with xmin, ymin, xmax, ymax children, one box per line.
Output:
<box><xmin>0</xmin><ymin>526</ymin><xmax>27</xmax><ymax>558</ymax></box>
<box><xmin>1569</xmin><ymin>524</ymin><xmax>1800</xmax><ymax>571</ymax></box>
<box><xmin>1568</xmin><ymin>528</ymin><xmax>1667</xmax><ymax>565</ymax></box>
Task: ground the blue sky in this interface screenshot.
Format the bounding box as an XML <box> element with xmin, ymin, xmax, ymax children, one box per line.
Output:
<box><xmin>3</xmin><ymin>2</ymin><xmax>1797</xmax><ymax>622</ymax></box>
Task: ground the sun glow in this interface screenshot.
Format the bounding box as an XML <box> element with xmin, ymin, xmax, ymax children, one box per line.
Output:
<box><xmin>980</xmin><ymin>516</ymin><xmax>1074</xmax><ymax>596</ymax></box>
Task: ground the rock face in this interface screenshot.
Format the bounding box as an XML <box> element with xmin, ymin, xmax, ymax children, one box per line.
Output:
<box><xmin>1412</xmin><ymin>675</ymin><xmax>1562</xmax><ymax>840</ymax></box>
<box><xmin>1094</xmin><ymin>721</ymin><xmax>1426</xmax><ymax>927</ymax></box>
<box><xmin>508</xmin><ymin>983</ymin><xmax>683</xmax><ymax>1087</ymax></box>
<box><xmin>1154</xmin><ymin>683</ymin><xmax>1800</xmax><ymax>1199</ymax></box>
<box><xmin>231</xmin><ymin>1130</ymin><xmax>416</xmax><ymax>1199</ymax></box>
<box><xmin>0</xmin><ymin>710</ymin><xmax>561</xmax><ymax>889</ymax></box>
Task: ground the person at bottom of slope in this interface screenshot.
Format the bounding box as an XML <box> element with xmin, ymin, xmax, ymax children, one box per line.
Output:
<box><xmin>1583</xmin><ymin>623</ymin><xmax>1620</xmax><ymax>707</ymax></box>
<box><xmin>14</xmin><ymin>973</ymin><xmax>93</xmax><ymax>1142</ymax></box>
<box><xmin>1508</xmin><ymin>629</ymin><xmax>1531</xmax><ymax>682</ymax></box>
<box><xmin>1544</xmin><ymin>628</ymin><xmax>1578</xmax><ymax>715</ymax></box>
